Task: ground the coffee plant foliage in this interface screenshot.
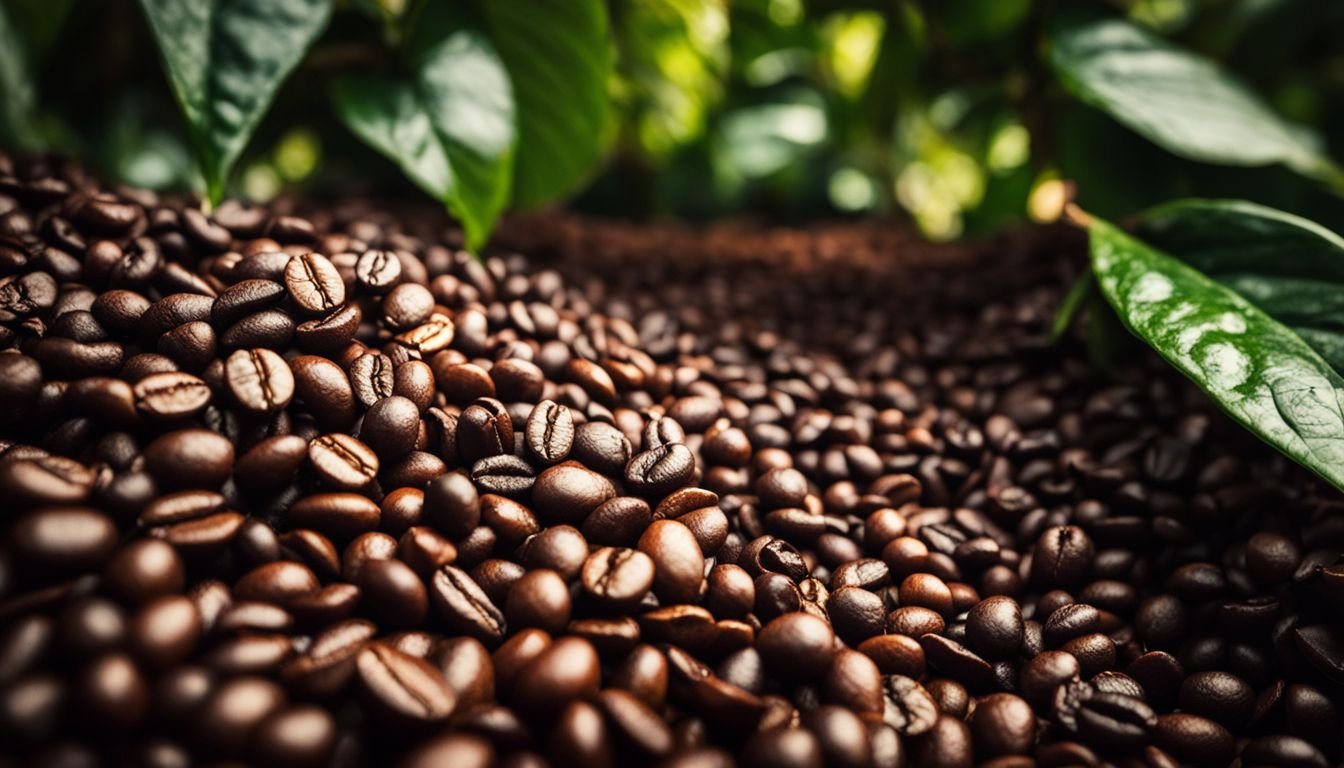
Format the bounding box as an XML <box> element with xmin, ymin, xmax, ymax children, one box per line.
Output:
<box><xmin>7</xmin><ymin>0</ymin><xmax>1344</xmax><ymax>489</ymax></box>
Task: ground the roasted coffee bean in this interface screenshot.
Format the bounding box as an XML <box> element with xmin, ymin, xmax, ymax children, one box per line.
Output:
<box><xmin>639</xmin><ymin>519</ymin><xmax>705</xmax><ymax>603</ymax></box>
<box><xmin>355</xmin><ymin>250</ymin><xmax>401</xmax><ymax>292</ymax></box>
<box><xmin>424</xmin><ymin>472</ymin><xmax>481</xmax><ymax>539</ymax></box>
<box><xmin>572</xmin><ymin>421</ymin><xmax>632</xmax><ymax>474</ymax></box>
<box><xmin>349</xmin><ymin>352</ymin><xmax>395</xmax><ymax>408</ymax></box>
<box><xmin>1054</xmin><ymin>679</ymin><xmax>1156</xmax><ymax>753</ymax></box>
<box><xmin>525</xmin><ymin>399</ymin><xmax>574</xmax><ymax>464</ymax></box>
<box><xmin>361</xmin><ymin>396</ymin><xmax>420</xmax><ymax>457</ymax></box>
<box><xmin>355</xmin><ymin>642</ymin><xmax>455</xmax><ymax>724</ymax></box>
<box><xmin>430</xmin><ymin>565</ymin><xmax>505</xmax><ymax>643</ymax></box>
<box><xmin>533</xmin><ymin>463</ymin><xmax>616</xmax><ymax>523</ymax></box>
<box><xmin>284</xmin><ymin>252</ymin><xmax>345</xmax><ymax>314</ymax></box>
<box><xmin>626</xmin><ymin>444</ymin><xmax>695</xmax><ymax>496</ymax></box>
<box><xmin>511</xmin><ymin>636</ymin><xmax>601</xmax><ymax>716</ymax></box>
<box><xmin>582</xmin><ymin>547</ymin><xmax>656</xmax><ymax>606</ymax></box>
<box><xmin>225</xmin><ymin>348</ymin><xmax>294</xmax><ymax>413</ymax></box>
<box><xmin>756</xmin><ymin>612</ymin><xmax>836</xmax><ymax>683</ymax></box>
<box><xmin>471</xmin><ymin>454</ymin><xmax>536</xmax><ymax>498</ymax></box>
<box><xmin>308</xmin><ymin>433</ymin><xmax>379</xmax><ymax>489</ymax></box>
<box><xmin>458</xmin><ymin>399</ymin><xmax>514</xmax><ymax>464</ymax></box>
<box><xmin>132</xmin><ymin>371</ymin><xmax>211</xmax><ymax>419</ymax></box>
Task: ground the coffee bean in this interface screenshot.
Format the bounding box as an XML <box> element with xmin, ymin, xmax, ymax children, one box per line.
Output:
<box><xmin>638</xmin><ymin>519</ymin><xmax>705</xmax><ymax>603</ymax></box>
<box><xmin>582</xmin><ymin>547</ymin><xmax>655</xmax><ymax>606</ymax></box>
<box><xmin>1153</xmin><ymin>712</ymin><xmax>1235</xmax><ymax>768</ymax></box>
<box><xmin>1031</xmin><ymin>525</ymin><xmax>1094</xmax><ymax>587</ymax></box>
<box><xmin>355</xmin><ymin>250</ymin><xmax>401</xmax><ymax>292</ymax></box>
<box><xmin>525</xmin><ymin>399</ymin><xmax>574</xmax><ymax>464</ymax></box>
<box><xmin>1054</xmin><ymin>679</ymin><xmax>1155</xmax><ymax>753</ymax></box>
<box><xmin>308</xmin><ymin>433</ymin><xmax>379</xmax><ymax>489</ymax></box>
<box><xmin>512</xmin><ymin>636</ymin><xmax>601</xmax><ymax>716</ymax></box>
<box><xmin>626</xmin><ymin>444</ymin><xmax>695</xmax><ymax>496</ymax></box>
<box><xmin>225</xmin><ymin>348</ymin><xmax>294</xmax><ymax>413</ymax></box>
<box><xmin>430</xmin><ymin>565</ymin><xmax>506</xmax><ymax>643</ymax></box>
<box><xmin>505</xmin><ymin>568</ymin><xmax>570</xmax><ymax>635</ymax></box>
<box><xmin>757</xmin><ymin>613</ymin><xmax>836</xmax><ymax>683</ymax></box>
<box><xmin>132</xmin><ymin>371</ymin><xmax>211</xmax><ymax>419</ymax></box>
<box><xmin>880</xmin><ymin>674</ymin><xmax>939</xmax><ymax>736</ymax></box>
<box><xmin>418</xmin><ymin>471</ymin><xmax>478</xmax><ymax>540</ymax></box>
<box><xmin>471</xmin><ymin>454</ymin><xmax>536</xmax><ymax>498</ymax></box>
<box><xmin>284</xmin><ymin>252</ymin><xmax>345</xmax><ymax>314</ymax></box>
<box><xmin>534</xmin><ymin>463</ymin><xmax>616</xmax><ymax>522</ymax></box>
<box><xmin>572</xmin><ymin>421</ymin><xmax>632</xmax><ymax>475</ymax></box>
<box><xmin>458</xmin><ymin>398</ymin><xmax>514</xmax><ymax>464</ymax></box>
<box><xmin>361</xmin><ymin>395</ymin><xmax>420</xmax><ymax>457</ymax></box>
<box><xmin>356</xmin><ymin>642</ymin><xmax>455</xmax><ymax>724</ymax></box>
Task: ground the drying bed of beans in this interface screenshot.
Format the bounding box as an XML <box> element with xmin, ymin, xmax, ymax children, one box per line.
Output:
<box><xmin>0</xmin><ymin>155</ymin><xmax>1342</xmax><ymax>768</ymax></box>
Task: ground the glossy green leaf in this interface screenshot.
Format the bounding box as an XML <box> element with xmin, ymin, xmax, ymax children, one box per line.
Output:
<box><xmin>1048</xmin><ymin>13</ymin><xmax>1340</xmax><ymax>185</ymax></box>
<box><xmin>474</xmin><ymin>0</ymin><xmax>611</xmax><ymax>207</ymax></box>
<box><xmin>138</xmin><ymin>0</ymin><xmax>331</xmax><ymax>203</ymax></box>
<box><xmin>1088</xmin><ymin>215</ymin><xmax>1344</xmax><ymax>493</ymax></box>
<box><xmin>332</xmin><ymin>3</ymin><xmax>513</xmax><ymax>250</ymax></box>
<box><xmin>1137</xmin><ymin>199</ymin><xmax>1344</xmax><ymax>281</ymax></box>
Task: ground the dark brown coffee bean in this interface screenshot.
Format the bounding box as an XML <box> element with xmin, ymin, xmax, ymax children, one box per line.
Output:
<box><xmin>573</xmin><ymin>421</ymin><xmax>632</xmax><ymax>475</ymax></box>
<box><xmin>1152</xmin><ymin>712</ymin><xmax>1235</xmax><ymax>768</ymax></box>
<box><xmin>10</xmin><ymin>506</ymin><xmax>117</xmax><ymax>572</ymax></box>
<box><xmin>1054</xmin><ymin>679</ymin><xmax>1155</xmax><ymax>753</ymax></box>
<box><xmin>1031</xmin><ymin>525</ymin><xmax>1094</xmax><ymax>587</ymax></box>
<box><xmin>757</xmin><ymin>612</ymin><xmax>836</xmax><ymax>683</ymax></box>
<box><xmin>225</xmin><ymin>348</ymin><xmax>294</xmax><ymax>413</ymax></box>
<box><xmin>582</xmin><ymin>496</ymin><xmax>652</xmax><ymax>546</ymax></box>
<box><xmin>458</xmin><ymin>398</ymin><xmax>514</xmax><ymax>464</ymax></box>
<box><xmin>512</xmin><ymin>636</ymin><xmax>601</xmax><ymax>716</ymax></box>
<box><xmin>626</xmin><ymin>444</ymin><xmax>695</xmax><ymax>496</ymax></box>
<box><xmin>356</xmin><ymin>642</ymin><xmax>455</xmax><ymax>724</ymax></box>
<box><xmin>504</xmin><ymin>568</ymin><xmax>570</xmax><ymax>635</ymax></box>
<box><xmin>132</xmin><ymin>371</ymin><xmax>211</xmax><ymax>419</ymax></box>
<box><xmin>0</xmin><ymin>454</ymin><xmax>96</xmax><ymax>505</ymax></box>
<box><xmin>881</xmin><ymin>674</ymin><xmax>939</xmax><ymax>736</ymax></box>
<box><xmin>288</xmin><ymin>493</ymin><xmax>381</xmax><ymax>540</ymax></box>
<box><xmin>430</xmin><ymin>565</ymin><xmax>506</xmax><ymax>643</ymax></box>
<box><xmin>284</xmin><ymin>252</ymin><xmax>345</xmax><ymax>314</ymax></box>
<box><xmin>355</xmin><ymin>249</ymin><xmax>401</xmax><ymax>292</ymax></box>
<box><xmin>582</xmin><ymin>547</ymin><xmax>656</xmax><ymax>606</ymax></box>
<box><xmin>525</xmin><ymin>400</ymin><xmax>574</xmax><ymax>464</ymax></box>
<box><xmin>295</xmin><ymin>303</ymin><xmax>360</xmax><ymax>352</ymax></box>
<box><xmin>308</xmin><ymin>433</ymin><xmax>379</xmax><ymax>489</ymax></box>
<box><xmin>291</xmin><ymin>355</ymin><xmax>356</xmax><ymax>430</ymax></box>
<box><xmin>639</xmin><ymin>519</ymin><xmax>705</xmax><ymax>603</ymax></box>
<box><xmin>212</xmin><ymin>279</ymin><xmax>285</xmax><ymax>326</ymax></box>
<box><xmin>361</xmin><ymin>395</ymin><xmax>420</xmax><ymax>457</ymax></box>
<box><xmin>471</xmin><ymin>454</ymin><xmax>536</xmax><ymax>498</ymax></box>
<box><xmin>418</xmin><ymin>471</ymin><xmax>478</xmax><ymax>540</ymax></box>
<box><xmin>534</xmin><ymin>463</ymin><xmax>616</xmax><ymax>523</ymax></box>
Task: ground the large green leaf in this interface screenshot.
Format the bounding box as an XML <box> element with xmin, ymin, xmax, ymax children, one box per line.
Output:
<box><xmin>1048</xmin><ymin>13</ymin><xmax>1340</xmax><ymax>186</ymax></box>
<box><xmin>332</xmin><ymin>3</ymin><xmax>514</xmax><ymax>250</ymax></box>
<box><xmin>1137</xmin><ymin>199</ymin><xmax>1344</xmax><ymax>371</ymax></box>
<box><xmin>1088</xmin><ymin>215</ymin><xmax>1344</xmax><ymax>493</ymax></box>
<box><xmin>474</xmin><ymin>0</ymin><xmax>611</xmax><ymax>207</ymax></box>
<box><xmin>138</xmin><ymin>0</ymin><xmax>331</xmax><ymax>203</ymax></box>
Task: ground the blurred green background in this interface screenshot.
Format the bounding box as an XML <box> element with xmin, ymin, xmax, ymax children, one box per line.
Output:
<box><xmin>9</xmin><ymin>0</ymin><xmax>1344</xmax><ymax>240</ymax></box>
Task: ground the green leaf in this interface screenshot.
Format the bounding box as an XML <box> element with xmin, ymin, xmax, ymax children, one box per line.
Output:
<box><xmin>138</xmin><ymin>0</ymin><xmax>331</xmax><ymax>203</ymax></box>
<box><xmin>0</xmin><ymin>2</ymin><xmax>38</xmax><ymax>151</ymax></box>
<box><xmin>4</xmin><ymin>0</ymin><xmax>74</xmax><ymax>60</ymax></box>
<box><xmin>332</xmin><ymin>3</ymin><xmax>514</xmax><ymax>250</ymax></box>
<box><xmin>1135</xmin><ymin>198</ymin><xmax>1344</xmax><ymax>372</ymax></box>
<box><xmin>1088</xmin><ymin>215</ymin><xmax>1344</xmax><ymax>493</ymax></box>
<box><xmin>474</xmin><ymin>0</ymin><xmax>611</xmax><ymax>208</ymax></box>
<box><xmin>1048</xmin><ymin>13</ymin><xmax>1340</xmax><ymax>186</ymax></box>
<box><xmin>1137</xmin><ymin>199</ymin><xmax>1344</xmax><ymax>281</ymax></box>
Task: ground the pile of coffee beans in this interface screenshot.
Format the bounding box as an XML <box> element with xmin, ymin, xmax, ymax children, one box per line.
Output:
<box><xmin>0</xmin><ymin>154</ymin><xmax>1341</xmax><ymax>768</ymax></box>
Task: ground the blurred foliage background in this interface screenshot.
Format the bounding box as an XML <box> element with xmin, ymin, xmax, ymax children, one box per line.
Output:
<box><xmin>7</xmin><ymin>0</ymin><xmax>1344</xmax><ymax>241</ymax></box>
